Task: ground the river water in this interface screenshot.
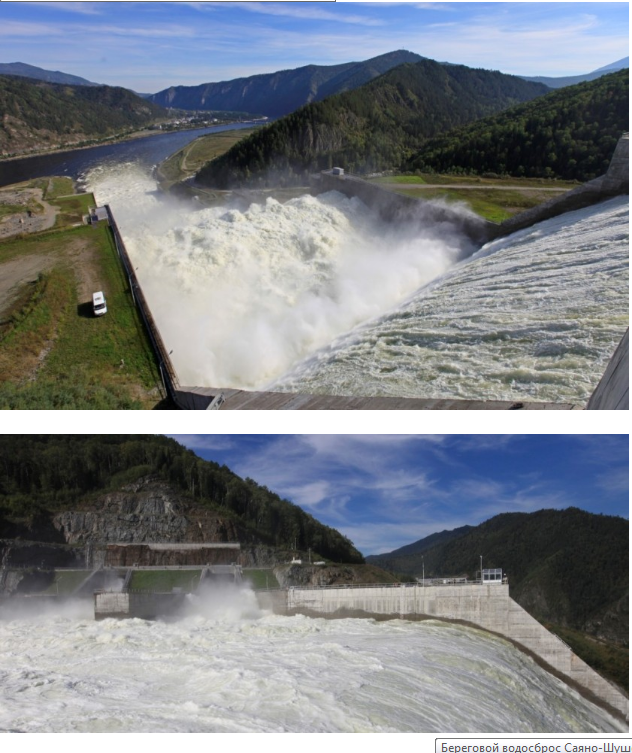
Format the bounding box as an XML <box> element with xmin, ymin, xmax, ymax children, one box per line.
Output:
<box><xmin>0</xmin><ymin>588</ymin><xmax>624</xmax><ymax>733</ymax></box>
<box><xmin>0</xmin><ymin>123</ymin><xmax>255</xmax><ymax>188</ymax></box>
<box><xmin>85</xmin><ymin>162</ymin><xmax>628</xmax><ymax>402</ymax></box>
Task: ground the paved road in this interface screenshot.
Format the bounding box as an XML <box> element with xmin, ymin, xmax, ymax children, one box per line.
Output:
<box><xmin>379</xmin><ymin>183</ymin><xmax>570</xmax><ymax>191</ymax></box>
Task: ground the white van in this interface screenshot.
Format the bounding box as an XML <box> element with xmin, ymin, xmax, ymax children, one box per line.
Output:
<box><xmin>92</xmin><ymin>291</ymin><xmax>107</xmax><ymax>316</ymax></box>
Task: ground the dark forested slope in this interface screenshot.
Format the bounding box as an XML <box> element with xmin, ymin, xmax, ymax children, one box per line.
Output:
<box><xmin>0</xmin><ymin>435</ymin><xmax>363</xmax><ymax>564</ymax></box>
<box><xmin>196</xmin><ymin>59</ymin><xmax>549</xmax><ymax>188</ymax></box>
<box><xmin>0</xmin><ymin>75</ymin><xmax>166</xmax><ymax>155</ymax></box>
<box><xmin>368</xmin><ymin>508</ymin><xmax>628</xmax><ymax>646</ymax></box>
<box><xmin>406</xmin><ymin>69</ymin><xmax>629</xmax><ymax>181</ymax></box>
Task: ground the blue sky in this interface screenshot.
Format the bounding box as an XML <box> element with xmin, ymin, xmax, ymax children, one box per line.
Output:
<box><xmin>166</xmin><ymin>434</ymin><xmax>629</xmax><ymax>555</ymax></box>
<box><xmin>0</xmin><ymin>2</ymin><xmax>628</xmax><ymax>93</ymax></box>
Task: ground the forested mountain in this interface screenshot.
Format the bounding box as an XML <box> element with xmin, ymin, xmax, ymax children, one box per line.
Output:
<box><xmin>0</xmin><ymin>62</ymin><xmax>99</xmax><ymax>86</ymax></box>
<box><xmin>149</xmin><ymin>50</ymin><xmax>424</xmax><ymax>117</ymax></box>
<box><xmin>405</xmin><ymin>69</ymin><xmax>629</xmax><ymax>181</ymax></box>
<box><xmin>196</xmin><ymin>59</ymin><xmax>549</xmax><ymax>188</ymax></box>
<box><xmin>520</xmin><ymin>57</ymin><xmax>628</xmax><ymax>89</ymax></box>
<box><xmin>0</xmin><ymin>435</ymin><xmax>363</xmax><ymax>565</ymax></box>
<box><xmin>367</xmin><ymin>508</ymin><xmax>628</xmax><ymax>646</ymax></box>
<box><xmin>0</xmin><ymin>75</ymin><xmax>166</xmax><ymax>156</ymax></box>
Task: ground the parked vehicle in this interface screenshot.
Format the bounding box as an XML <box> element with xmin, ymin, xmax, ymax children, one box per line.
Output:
<box><xmin>92</xmin><ymin>291</ymin><xmax>107</xmax><ymax>316</ymax></box>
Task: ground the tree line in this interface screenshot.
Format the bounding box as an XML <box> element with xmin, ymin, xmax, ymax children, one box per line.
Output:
<box><xmin>405</xmin><ymin>69</ymin><xmax>628</xmax><ymax>181</ymax></box>
<box><xmin>0</xmin><ymin>435</ymin><xmax>363</xmax><ymax>564</ymax></box>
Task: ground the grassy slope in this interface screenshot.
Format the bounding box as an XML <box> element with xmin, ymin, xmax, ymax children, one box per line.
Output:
<box><xmin>0</xmin><ymin>187</ymin><xmax>163</xmax><ymax>408</ymax></box>
<box><xmin>156</xmin><ymin>129</ymin><xmax>256</xmax><ymax>189</ymax></box>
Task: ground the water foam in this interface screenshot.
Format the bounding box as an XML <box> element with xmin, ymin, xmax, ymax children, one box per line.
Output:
<box><xmin>86</xmin><ymin>163</ymin><xmax>473</xmax><ymax>389</ymax></box>
<box><xmin>87</xmin><ymin>164</ymin><xmax>628</xmax><ymax>401</ymax></box>
<box><xmin>0</xmin><ymin>593</ymin><xmax>624</xmax><ymax>733</ymax></box>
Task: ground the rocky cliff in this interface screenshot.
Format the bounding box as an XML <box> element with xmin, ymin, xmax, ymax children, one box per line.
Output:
<box><xmin>52</xmin><ymin>476</ymin><xmax>246</xmax><ymax>546</ymax></box>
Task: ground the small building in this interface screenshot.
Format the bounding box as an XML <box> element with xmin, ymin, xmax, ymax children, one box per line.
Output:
<box><xmin>331</xmin><ymin>167</ymin><xmax>345</xmax><ymax>176</ymax></box>
<box><xmin>89</xmin><ymin>206</ymin><xmax>109</xmax><ymax>225</ymax></box>
<box><xmin>482</xmin><ymin>568</ymin><xmax>504</xmax><ymax>585</ymax></box>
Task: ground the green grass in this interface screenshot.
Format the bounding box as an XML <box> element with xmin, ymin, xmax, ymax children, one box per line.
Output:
<box><xmin>157</xmin><ymin>129</ymin><xmax>256</xmax><ymax>188</ymax></box>
<box><xmin>52</xmin><ymin>193</ymin><xmax>94</xmax><ymax>227</ymax></box>
<box><xmin>42</xmin><ymin>177</ymin><xmax>75</xmax><ymax>200</ymax></box>
<box><xmin>0</xmin><ymin>208</ymin><xmax>163</xmax><ymax>408</ymax></box>
<box><xmin>40</xmin><ymin>570</ymin><xmax>90</xmax><ymax>595</ymax></box>
<box><xmin>546</xmin><ymin>623</ymin><xmax>628</xmax><ymax>691</ymax></box>
<box><xmin>243</xmin><ymin>569</ymin><xmax>280</xmax><ymax>590</ymax></box>
<box><xmin>0</xmin><ymin>204</ymin><xmax>26</xmax><ymax>219</ymax></box>
<box><xmin>37</xmin><ymin>225</ymin><xmax>162</xmax><ymax>396</ymax></box>
<box><xmin>130</xmin><ymin>570</ymin><xmax>202</xmax><ymax>592</ymax></box>
<box><xmin>385</xmin><ymin>186</ymin><xmax>564</xmax><ymax>223</ymax></box>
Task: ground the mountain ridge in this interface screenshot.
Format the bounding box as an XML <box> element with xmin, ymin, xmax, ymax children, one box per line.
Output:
<box><xmin>149</xmin><ymin>50</ymin><xmax>425</xmax><ymax>117</ymax></box>
<box><xmin>520</xmin><ymin>56</ymin><xmax>629</xmax><ymax>89</ymax></box>
<box><xmin>196</xmin><ymin>58</ymin><xmax>549</xmax><ymax>187</ymax></box>
<box><xmin>0</xmin><ymin>61</ymin><xmax>100</xmax><ymax>86</ymax></box>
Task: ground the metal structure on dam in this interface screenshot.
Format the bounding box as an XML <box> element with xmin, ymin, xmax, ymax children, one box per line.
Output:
<box><xmin>105</xmin><ymin>134</ymin><xmax>629</xmax><ymax>411</ymax></box>
<box><xmin>256</xmin><ymin>581</ymin><xmax>629</xmax><ymax>722</ymax></box>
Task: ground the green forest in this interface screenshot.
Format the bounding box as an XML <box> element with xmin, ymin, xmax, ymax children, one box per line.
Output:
<box><xmin>197</xmin><ymin>59</ymin><xmax>548</xmax><ymax>188</ymax></box>
<box><xmin>0</xmin><ymin>435</ymin><xmax>363</xmax><ymax>564</ymax></box>
<box><xmin>368</xmin><ymin>507</ymin><xmax>628</xmax><ymax>645</ymax></box>
<box><xmin>0</xmin><ymin>75</ymin><xmax>165</xmax><ymax>153</ymax></box>
<box><xmin>406</xmin><ymin>69</ymin><xmax>629</xmax><ymax>180</ymax></box>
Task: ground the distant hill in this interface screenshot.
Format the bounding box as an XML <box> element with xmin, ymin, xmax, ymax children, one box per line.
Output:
<box><xmin>149</xmin><ymin>50</ymin><xmax>425</xmax><ymax>117</ymax></box>
<box><xmin>520</xmin><ymin>57</ymin><xmax>628</xmax><ymax>89</ymax></box>
<box><xmin>367</xmin><ymin>508</ymin><xmax>628</xmax><ymax>647</ymax></box>
<box><xmin>0</xmin><ymin>62</ymin><xmax>99</xmax><ymax>86</ymax></box>
<box><xmin>369</xmin><ymin>525</ymin><xmax>473</xmax><ymax>560</ymax></box>
<box><xmin>0</xmin><ymin>75</ymin><xmax>166</xmax><ymax>156</ymax></box>
<box><xmin>406</xmin><ymin>69</ymin><xmax>629</xmax><ymax>181</ymax></box>
<box><xmin>196</xmin><ymin>58</ymin><xmax>549</xmax><ymax>188</ymax></box>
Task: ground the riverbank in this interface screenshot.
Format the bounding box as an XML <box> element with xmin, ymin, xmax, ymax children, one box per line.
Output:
<box><xmin>0</xmin><ymin>120</ymin><xmax>249</xmax><ymax>163</ymax></box>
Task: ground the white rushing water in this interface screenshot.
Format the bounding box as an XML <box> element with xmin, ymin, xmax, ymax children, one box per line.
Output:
<box><xmin>87</xmin><ymin>164</ymin><xmax>628</xmax><ymax>401</ymax></box>
<box><xmin>0</xmin><ymin>588</ymin><xmax>624</xmax><ymax>733</ymax></box>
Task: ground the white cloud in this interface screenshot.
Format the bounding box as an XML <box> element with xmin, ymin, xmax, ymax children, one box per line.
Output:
<box><xmin>166</xmin><ymin>434</ymin><xmax>236</xmax><ymax>452</ymax></box>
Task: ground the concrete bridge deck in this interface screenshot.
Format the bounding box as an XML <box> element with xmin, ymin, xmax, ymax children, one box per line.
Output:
<box><xmin>174</xmin><ymin>386</ymin><xmax>582</xmax><ymax>410</ymax></box>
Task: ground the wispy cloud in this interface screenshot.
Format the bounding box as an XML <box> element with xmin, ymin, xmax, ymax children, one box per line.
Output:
<box><xmin>28</xmin><ymin>1</ymin><xmax>104</xmax><ymax>15</ymax></box>
<box><xmin>167</xmin><ymin>434</ymin><xmax>236</xmax><ymax>452</ymax></box>
<box><xmin>199</xmin><ymin>2</ymin><xmax>387</xmax><ymax>27</ymax></box>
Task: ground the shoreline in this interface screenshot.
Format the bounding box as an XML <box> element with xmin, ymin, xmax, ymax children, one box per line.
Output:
<box><xmin>0</xmin><ymin>121</ymin><xmax>245</xmax><ymax>164</ymax></box>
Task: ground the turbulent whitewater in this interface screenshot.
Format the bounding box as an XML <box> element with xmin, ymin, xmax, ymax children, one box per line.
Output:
<box><xmin>87</xmin><ymin>164</ymin><xmax>628</xmax><ymax>401</ymax></box>
<box><xmin>0</xmin><ymin>589</ymin><xmax>624</xmax><ymax>733</ymax></box>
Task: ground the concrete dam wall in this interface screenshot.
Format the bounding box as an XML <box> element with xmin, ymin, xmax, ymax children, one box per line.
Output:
<box><xmin>257</xmin><ymin>583</ymin><xmax>628</xmax><ymax>722</ymax></box>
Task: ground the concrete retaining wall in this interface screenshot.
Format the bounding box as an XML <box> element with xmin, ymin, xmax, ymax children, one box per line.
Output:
<box><xmin>259</xmin><ymin>584</ymin><xmax>628</xmax><ymax>721</ymax></box>
<box><xmin>586</xmin><ymin>329</ymin><xmax>629</xmax><ymax>410</ymax></box>
<box><xmin>94</xmin><ymin>591</ymin><xmax>186</xmax><ymax>620</ymax></box>
<box><xmin>313</xmin><ymin>171</ymin><xmax>492</xmax><ymax>244</ymax></box>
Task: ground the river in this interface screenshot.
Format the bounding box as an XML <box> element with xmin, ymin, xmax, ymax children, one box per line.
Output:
<box><xmin>0</xmin><ymin>587</ymin><xmax>625</xmax><ymax>733</ymax></box>
<box><xmin>0</xmin><ymin>123</ymin><xmax>255</xmax><ymax>188</ymax></box>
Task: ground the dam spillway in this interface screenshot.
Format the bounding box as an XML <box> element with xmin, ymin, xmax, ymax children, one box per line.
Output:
<box><xmin>256</xmin><ymin>582</ymin><xmax>629</xmax><ymax>722</ymax></box>
<box><xmin>91</xmin><ymin>135</ymin><xmax>628</xmax><ymax>409</ymax></box>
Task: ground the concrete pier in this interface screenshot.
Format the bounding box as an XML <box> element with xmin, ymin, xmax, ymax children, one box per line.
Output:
<box><xmin>94</xmin><ymin>590</ymin><xmax>186</xmax><ymax>620</ymax></box>
<box><xmin>257</xmin><ymin>583</ymin><xmax>628</xmax><ymax>722</ymax></box>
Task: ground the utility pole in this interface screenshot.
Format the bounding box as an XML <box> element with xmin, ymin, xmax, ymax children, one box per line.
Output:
<box><xmin>422</xmin><ymin>556</ymin><xmax>425</xmax><ymax>588</ymax></box>
<box><xmin>480</xmin><ymin>555</ymin><xmax>483</xmax><ymax>584</ymax></box>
